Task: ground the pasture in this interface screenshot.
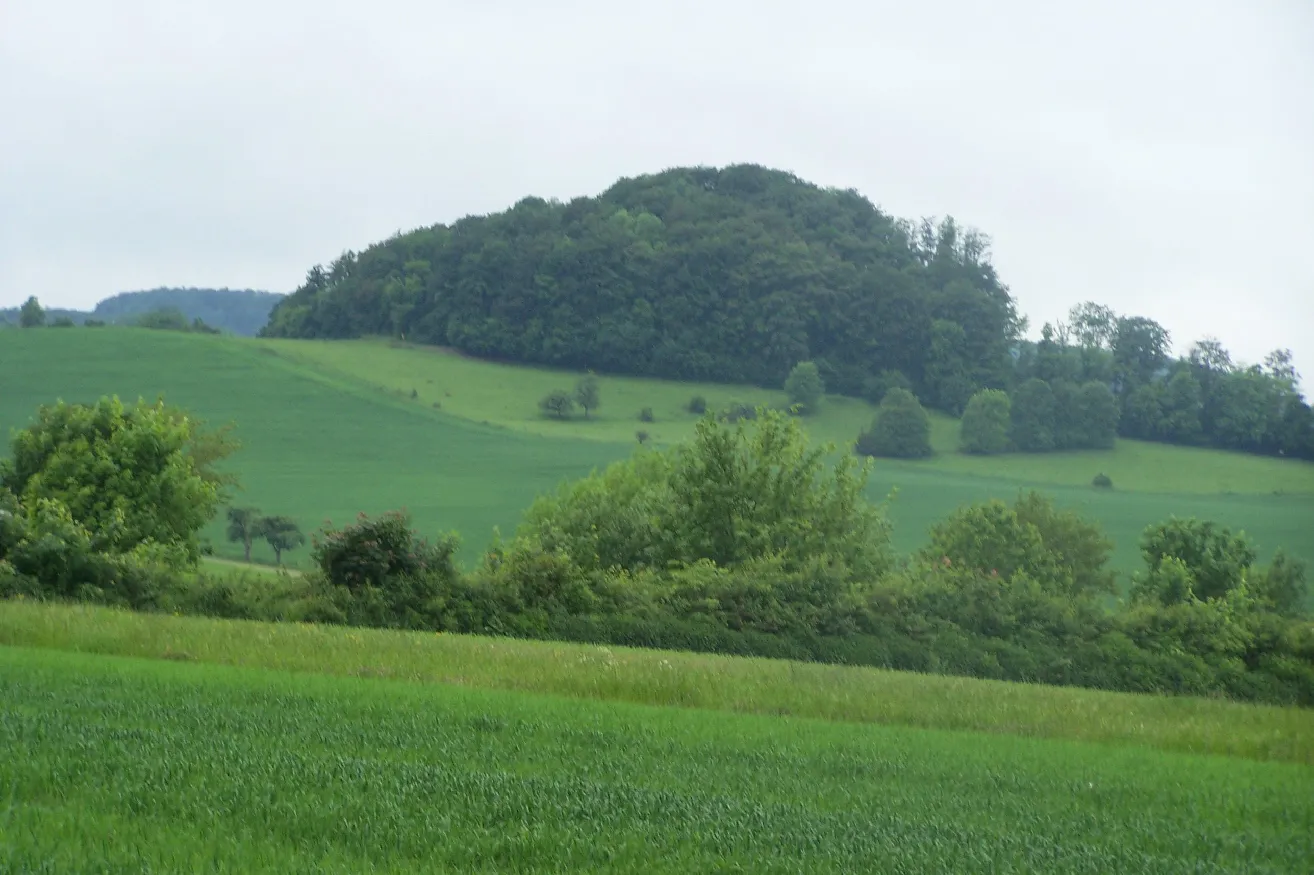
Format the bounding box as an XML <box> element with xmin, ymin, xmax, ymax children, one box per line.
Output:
<box><xmin>2</xmin><ymin>642</ymin><xmax>1310</xmax><ymax>872</ymax></box>
<box><xmin>2</xmin><ymin>328</ymin><xmax>1311</xmax><ymax>577</ymax></box>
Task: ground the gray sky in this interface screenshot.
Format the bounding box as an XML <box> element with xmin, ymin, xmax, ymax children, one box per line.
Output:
<box><xmin>3</xmin><ymin>0</ymin><xmax>1312</xmax><ymax>377</ymax></box>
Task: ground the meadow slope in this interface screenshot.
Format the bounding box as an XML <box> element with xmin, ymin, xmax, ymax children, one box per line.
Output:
<box><xmin>2</xmin><ymin>644</ymin><xmax>1310</xmax><ymax>873</ymax></box>
<box><xmin>2</xmin><ymin>328</ymin><xmax>1312</xmax><ymax>576</ymax></box>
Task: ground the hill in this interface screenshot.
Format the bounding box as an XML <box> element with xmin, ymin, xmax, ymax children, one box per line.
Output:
<box><xmin>2</xmin><ymin>328</ymin><xmax>1311</xmax><ymax>578</ymax></box>
<box><xmin>263</xmin><ymin>164</ymin><xmax>1019</xmax><ymax>400</ymax></box>
<box><xmin>2</xmin><ymin>287</ymin><xmax>283</xmax><ymax>335</ymax></box>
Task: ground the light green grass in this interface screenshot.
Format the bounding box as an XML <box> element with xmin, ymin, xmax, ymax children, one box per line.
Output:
<box><xmin>3</xmin><ymin>329</ymin><xmax>1312</xmax><ymax>577</ymax></box>
<box><xmin>259</xmin><ymin>336</ymin><xmax>1314</xmax><ymax>496</ymax></box>
<box><xmin>3</xmin><ymin>601</ymin><xmax>1310</xmax><ymax>764</ymax></box>
<box><xmin>1</xmin><ymin>644</ymin><xmax>1309</xmax><ymax>873</ymax></box>
<box><xmin>200</xmin><ymin>556</ymin><xmax>297</xmax><ymax>577</ymax></box>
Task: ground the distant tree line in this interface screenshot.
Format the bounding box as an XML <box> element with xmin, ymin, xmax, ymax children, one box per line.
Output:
<box><xmin>2</xmin><ymin>288</ymin><xmax>283</xmax><ymax>336</ymax></box>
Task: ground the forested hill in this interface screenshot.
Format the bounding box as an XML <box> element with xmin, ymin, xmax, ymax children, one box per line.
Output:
<box><xmin>262</xmin><ymin>164</ymin><xmax>1022</xmax><ymax>401</ymax></box>
<box><xmin>92</xmin><ymin>288</ymin><xmax>284</xmax><ymax>335</ymax></box>
<box><xmin>2</xmin><ymin>288</ymin><xmax>283</xmax><ymax>336</ymax></box>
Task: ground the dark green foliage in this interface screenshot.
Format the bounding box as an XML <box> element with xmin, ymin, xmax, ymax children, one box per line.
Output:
<box><xmin>861</xmin><ymin>369</ymin><xmax>913</xmax><ymax>405</ymax></box>
<box><xmin>225</xmin><ymin>506</ymin><xmax>263</xmax><ymax>562</ymax></box>
<box><xmin>259</xmin><ymin>515</ymin><xmax>305</xmax><ymax>565</ymax></box>
<box><xmin>923</xmin><ymin>320</ymin><xmax>976</xmax><ymax>414</ymax></box>
<box><xmin>538</xmin><ymin>389</ymin><xmax>575</xmax><ymax>420</ymax></box>
<box><xmin>638</xmin><ymin>407</ymin><xmax>654</xmax><ymax>422</ymax></box>
<box><xmin>783</xmin><ymin>361</ymin><xmax>824</xmax><ymax>414</ymax></box>
<box><xmin>50</xmin><ymin>316</ymin><xmax>75</xmax><ymax>328</ymax></box>
<box><xmin>635</xmin><ymin>430</ymin><xmax>649</xmax><ymax>444</ymax></box>
<box><xmin>856</xmin><ymin>388</ymin><xmax>931</xmax><ymax>459</ymax></box>
<box><xmin>718</xmin><ymin>401</ymin><xmax>759</xmax><ymax>423</ymax></box>
<box><xmin>19</xmin><ymin>296</ymin><xmax>44</xmax><ymax>328</ymax></box>
<box><xmin>959</xmin><ymin>390</ymin><xmax>1011</xmax><ymax>454</ymax></box>
<box><xmin>94</xmin><ymin>288</ymin><xmax>283</xmax><ymax>336</ymax></box>
<box><xmin>262</xmin><ymin>165</ymin><xmax>1020</xmax><ymax>398</ymax></box>
<box><xmin>1010</xmin><ymin>378</ymin><xmax>1056</xmax><ymax>451</ymax></box>
<box><xmin>687</xmin><ymin>395</ymin><xmax>707</xmax><ymax>415</ymax></box>
<box><xmin>574</xmin><ymin>374</ymin><xmax>600</xmax><ymax>418</ymax></box>
<box><xmin>1092</xmin><ymin>473</ymin><xmax>1113</xmax><ymax>489</ymax></box>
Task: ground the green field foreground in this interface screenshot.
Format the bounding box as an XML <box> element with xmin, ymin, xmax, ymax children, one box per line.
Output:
<box><xmin>1</xmin><ymin>644</ymin><xmax>1310</xmax><ymax>873</ymax></box>
<box><xmin>3</xmin><ymin>601</ymin><xmax>1312</xmax><ymax>765</ymax></box>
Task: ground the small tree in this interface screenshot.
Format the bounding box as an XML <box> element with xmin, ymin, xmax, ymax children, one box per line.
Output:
<box><xmin>688</xmin><ymin>395</ymin><xmax>707</xmax><ymax>415</ymax></box>
<box><xmin>784</xmin><ymin>361</ymin><xmax>824</xmax><ymax>414</ymax></box>
<box><xmin>856</xmin><ymin>388</ymin><xmax>932</xmax><ymax>458</ymax></box>
<box><xmin>574</xmin><ymin>374</ymin><xmax>600</xmax><ymax>419</ymax></box>
<box><xmin>1010</xmin><ymin>378</ymin><xmax>1057</xmax><ymax>452</ymax></box>
<box><xmin>19</xmin><ymin>296</ymin><xmax>45</xmax><ymax>328</ymax></box>
<box><xmin>225</xmin><ymin>506</ymin><xmax>264</xmax><ymax>562</ymax></box>
<box><xmin>539</xmin><ymin>389</ymin><xmax>576</xmax><ymax>420</ymax></box>
<box><xmin>259</xmin><ymin>515</ymin><xmax>305</xmax><ymax>565</ymax></box>
<box><xmin>959</xmin><ymin>389</ymin><xmax>1011</xmax><ymax>454</ymax></box>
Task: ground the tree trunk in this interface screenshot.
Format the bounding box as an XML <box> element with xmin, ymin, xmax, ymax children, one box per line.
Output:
<box><xmin>244</xmin><ymin>539</ymin><xmax>251</xmax><ymax>562</ymax></box>
<box><xmin>274</xmin><ymin>546</ymin><xmax>282</xmax><ymax>565</ymax></box>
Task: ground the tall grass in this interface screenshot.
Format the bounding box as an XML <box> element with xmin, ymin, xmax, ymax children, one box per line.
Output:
<box><xmin>1</xmin><ymin>645</ymin><xmax>1309</xmax><ymax>873</ymax></box>
<box><xmin>3</xmin><ymin>601</ymin><xmax>1311</xmax><ymax>764</ymax></box>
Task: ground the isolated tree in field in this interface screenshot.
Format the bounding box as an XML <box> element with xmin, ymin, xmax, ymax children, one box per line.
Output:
<box><xmin>226</xmin><ymin>506</ymin><xmax>264</xmax><ymax>561</ymax></box>
<box><xmin>1010</xmin><ymin>378</ymin><xmax>1056</xmax><ymax>452</ymax></box>
<box><xmin>784</xmin><ymin>361</ymin><xmax>824</xmax><ymax>414</ymax></box>
<box><xmin>857</xmin><ymin>388</ymin><xmax>932</xmax><ymax>458</ymax></box>
<box><xmin>574</xmin><ymin>374</ymin><xmax>601</xmax><ymax>418</ymax></box>
<box><xmin>0</xmin><ymin>396</ymin><xmax>238</xmax><ymax>563</ymax></box>
<box><xmin>959</xmin><ymin>389</ymin><xmax>1010</xmax><ymax>454</ymax></box>
<box><xmin>258</xmin><ymin>515</ymin><xmax>305</xmax><ymax>565</ymax></box>
<box><xmin>539</xmin><ymin>389</ymin><xmax>576</xmax><ymax>420</ymax></box>
<box><xmin>19</xmin><ymin>296</ymin><xmax>45</xmax><ymax>328</ymax></box>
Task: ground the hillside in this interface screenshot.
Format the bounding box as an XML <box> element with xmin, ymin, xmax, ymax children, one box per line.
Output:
<box><xmin>2</xmin><ymin>328</ymin><xmax>1311</xmax><ymax>577</ymax></box>
<box><xmin>263</xmin><ymin>164</ymin><xmax>1020</xmax><ymax>400</ymax></box>
<box><xmin>2</xmin><ymin>287</ymin><xmax>283</xmax><ymax>335</ymax></box>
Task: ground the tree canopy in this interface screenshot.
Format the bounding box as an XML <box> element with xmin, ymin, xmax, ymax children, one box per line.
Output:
<box><xmin>262</xmin><ymin>164</ymin><xmax>1021</xmax><ymax>404</ymax></box>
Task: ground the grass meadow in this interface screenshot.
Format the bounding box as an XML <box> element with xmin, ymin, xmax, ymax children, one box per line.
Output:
<box><xmin>2</xmin><ymin>328</ymin><xmax>1312</xmax><ymax>579</ymax></box>
<box><xmin>3</xmin><ymin>601</ymin><xmax>1311</xmax><ymax>764</ymax></box>
<box><xmin>2</xmin><ymin>641</ymin><xmax>1311</xmax><ymax>872</ymax></box>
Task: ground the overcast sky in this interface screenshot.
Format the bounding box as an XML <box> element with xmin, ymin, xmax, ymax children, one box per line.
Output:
<box><xmin>3</xmin><ymin>0</ymin><xmax>1311</xmax><ymax>375</ymax></box>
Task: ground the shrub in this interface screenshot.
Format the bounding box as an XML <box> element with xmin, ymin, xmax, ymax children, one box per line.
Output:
<box><xmin>636</xmin><ymin>430</ymin><xmax>650</xmax><ymax>444</ymax></box>
<box><xmin>311</xmin><ymin>510</ymin><xmax>459</xmax><ymax>593</ymax></box>
<box><xmin>861</xmin><ymin>370</ymin><xmax>913</xmax><ymax>405</ymax></box>
<box><xmin>719</xmin><ymin>402</ymin><xmax>758</xmax><ymax>423</ymax></box>
<box><xmin>638</xmin><ymin>407</ymin><xmax>654</xmax><ymax>422</ymax></box>
<box><xmin>856</xmin><ymin>388</ymin><xmax>932</xmax><ymax>459</ymax></box>
<box><xmin>1092</xmin><ymin>473</ymin><xmax>1113</xmax><ymax>489</ymax></box>
<box><xmin>959</xmin><ymin>389</ymin><xmax>1011</xmax><ymax>454</ymax></box>
<box><xmin>687</xmin><ymin>395</ymin><xmax>707</xmax><ymax>415</ymax></box>
<box><xmin>1010</xmin><ymin>378</ymin><xmax>1057</xmax><ymax>452</ymax></box>
<box><xmin>784</xmin><ymin>361</ymin><xmax>824</xmax><ymax>414</ymax></box>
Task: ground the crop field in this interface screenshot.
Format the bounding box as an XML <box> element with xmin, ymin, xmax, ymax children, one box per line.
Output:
<box><xmin>4</xmin><ymin>601</ymin><xmax>1312</xmax><ymax>763</ymax></box>
<box><xmin>2</xmin><ymin>328</ymin><xmax>1312</xmax><ymax>576</ymax></box>
<box><xmin>0</xmin><ymin>642</ymin><xmax>1308</xmax><ymax>873</ymax></box>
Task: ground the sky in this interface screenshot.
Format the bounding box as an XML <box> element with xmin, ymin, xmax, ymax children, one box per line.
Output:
<box><xmin>2</xmin><ymin>0</ymin><xmax>1312</xmax><ymax>375</ymax></box>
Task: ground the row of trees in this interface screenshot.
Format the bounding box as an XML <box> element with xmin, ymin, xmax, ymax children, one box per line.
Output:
<box><xmin>225</xmin><ymin>507</ymin><xmax>305</xmax><ymax>564</ymax></box>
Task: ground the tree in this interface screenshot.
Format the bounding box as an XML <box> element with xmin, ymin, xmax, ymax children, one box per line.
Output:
<box><xmin>19</xmin><ymin>296</ymin><xmax>45</xmax><ymax>328</ymax></box>
<box><xmin>959</xmin><ymin>389</ymin><xmax>1011</xmax><ymax>454</ymax></box>
<box><xmin>259</xmin><ymin>515</ymin><xmax>305</xmax><ymax>565</ymax></box>
<box><xmin>1132</xmin><ymin>518</ymin><xmax>1258</xmax><ymax>604</ymax></box>
<box><xmin>856</xmin><ymin>388</ymin><xmax>932</xmax><ymax>458</ymax></box>
<box><xmin>1010</xmin><ymin>378</ymin><xmax>1056</xmax><ymax>452</ymax></box>
<box><xmin>1067</xmin><ymin>302</ymin><xmax>1118</xmax><ymax>350</ymax></box>
<box><xmin>784</xmin><ymin>361</ymin><xmax>824</xmax><ymax>414</ymax></box>
<box><xmin>923</xmin><ymin>320</ymin><xmax>975</xmax><ymax>414</ymax></box>
<box><xmin>1112</xmin><ymin>316</ymin><xmax>1171</xmax><ymax>390</ymax></box>
<box><xmin>574</xmin><ymin>374</ymin><xmax>600</xmax><ymax>419</ymax></box>
<box><xmin>0</xmin><ymin>396</ymin><xmax>238</xmax><ymax>563</ymax></box>
<box><xmin>1161</xmin><ymin>370</ymin><xmax>1204</xmax><ymax>443</ymax></box>
<box><xmin>1075</xmin><ymin>381</ymin><xmax>1119</xmax><ymax>449</ymax></box>
<box><xmin>226</xmin><ymin>506</ymin><xmax>263</xmax><ymax>562</ymax></box>
<box><xmin>539</xmin><ymin>389</ymin><xmax>576</xmax><ymax>420</ymax></box>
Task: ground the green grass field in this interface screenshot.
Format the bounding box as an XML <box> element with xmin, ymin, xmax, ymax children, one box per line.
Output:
<box><xmin>4</xmin><ymin>601</ymin><xmax>1310</xmax><ymax>763</ymax></box>
<box><xmin>1</xmin><ymin>640</ymin><xmax>1309</xmax><ymax>873</ymax></box>
<box><xmin>2</xmin><ymin>328</ymin><xmax>1312</xmax><ymax>578</ymax></box>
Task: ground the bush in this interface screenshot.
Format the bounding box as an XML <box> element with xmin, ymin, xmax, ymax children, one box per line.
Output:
<box><xmin>861</xmin><ymin>370</ymin><xmax>913</xmax><ymax>405</ymax></box>
<box><xmin>1092</xmin><ymin>473</ymin><xmax>1113</xmax><ymax>489</ymax></box>
<box><xmin>856</xmin><ymin>388</ymin><xmax>932</xmax><ymax>459</ymax></box>
<box><xmin>687</xmin><ymin>395</ymin><xmax>707</xmax><ymax>415</ymax></box>
<box><xmin>784</xmin><ymin>361</ymin><xmax>824</xmax><ymax>414</ymax></box>
<box><xmin>636</xmin><ymin>430</ymin><xmax>650</xmax><ymax>444</ymax></box>
<box><xmin>638</xmin><ymin>407</ymin><xmax>654</xmax><ymax>422</ymax></box>
<box><xmin>311</xmin><ymin>510</ymin><xmax>459</xmax><ymax>593</ymax></box>
<box><xmin>959</xmin><ymin>390</ymin><xmax>1011</xmax><ymax>454</ymax></box>
<box><xmin>718</xmin><ymin>402</ymin><xmax>758</xmax><ymax>423</ymax></box>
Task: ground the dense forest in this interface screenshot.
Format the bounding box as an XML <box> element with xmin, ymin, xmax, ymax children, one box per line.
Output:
<box><xmin>263</xmin><ymin>163</ymin><xmax>1312</xmax><ymax>461</ymax></box>
<box><xmin>2</xmin><ymin>288</ymin><xmax>282</xmax><ymax>336</ymax></box>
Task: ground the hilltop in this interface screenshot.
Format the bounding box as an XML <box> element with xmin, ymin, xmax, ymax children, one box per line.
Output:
<box><xmin>2</xmin><ymin>287</ymin><xmax>283</xmax><ymax>335</ymax></box>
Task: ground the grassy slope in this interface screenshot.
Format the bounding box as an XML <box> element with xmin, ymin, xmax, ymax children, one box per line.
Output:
<box><xmin>3</xmin><ymin>329</ymin><xmax>1312</xmax><ymax>576</ymax></box>
<box><xmin>2</xmin><ymin>644</ymin><xmax>1309</xmax><ymax>873</ymax></box>
<box><xmin>257</xmin><ymin>337</ymin><xmax>1314</xmax><ymax>575</ymax></box>
<box><xmin>0</xmin><ymin>329</ymin><xmax>630</xmax><ymax>568</ymax></box>
<box><xmin>3</xmin><ymin>601</ymin><xmax>1310</xmax><ymax>764</ymax></box>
